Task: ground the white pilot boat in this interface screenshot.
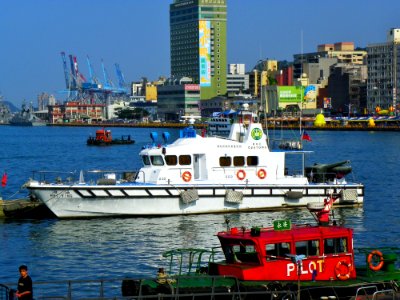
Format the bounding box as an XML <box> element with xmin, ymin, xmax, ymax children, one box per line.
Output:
<box><xmin>26</xmin><ymin>109</ymin><xmax>364</xmax><ymax>218</ymax></box>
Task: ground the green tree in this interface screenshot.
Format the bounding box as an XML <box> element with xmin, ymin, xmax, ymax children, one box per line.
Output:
<box><xmin>116</xmin><ymin>108</ymin><xmax>150</xmax><ymax>120</ymax></box>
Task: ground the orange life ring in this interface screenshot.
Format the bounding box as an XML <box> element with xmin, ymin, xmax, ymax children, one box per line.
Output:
<box><xmin>257</xmin><ymin>169</ymin><xmax>267</xmax><ymax>179</ymax></box>
<box><xmin>182</xmin><ymin>171</ymin><xmax>192</xmax><ymax>182</ymax></box>
<box><xmin>335</xmin><ymin>260</ymin><xmax>351</xmax><ymax>281</ymax></box>
<box><xmin>367</xmin><ymin>250</ymin><xmax>384</xmax><ymax>271</ymax></box>
<box><xmin>236</xmin><ymin>170</ymin><xmax>246</xmax><ymax>180</ymax></box>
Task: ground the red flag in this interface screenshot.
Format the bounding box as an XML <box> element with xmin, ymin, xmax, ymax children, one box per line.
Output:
<box><xmin>302</xmin><ymin>131</ymin><xmax>312</xmax><ymax>142</ymax></box>
<box><xmin>2</xmin><ymin>172</ymin><xmax>7</xmax><ymax>187</ymax></box>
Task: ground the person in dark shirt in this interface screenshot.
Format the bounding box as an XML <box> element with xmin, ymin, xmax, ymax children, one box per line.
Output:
<box><xmin>16</xmin><ymin>265</ymin><xmax>33</xmax><ymax>300</ymax></box>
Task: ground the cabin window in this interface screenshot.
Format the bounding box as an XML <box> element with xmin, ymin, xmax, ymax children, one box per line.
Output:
<box><xmin>165</xmin><ymin>155</ymin><xmax>178</xmax><ymax>166</ymax></box>
<box><xmin>142</xmin><ymin>155</ymin><xmax>151</xmax><ymax>166</ymax></box>
<box><xmin>265</xmin><ymin>242</ymin><xmax>291</xmax><ymax>260</ymax></box>
<box><xmin>219</xmin><ymin>156</ymin><xmax>231</xmax><ymax>167</ymax></box>
<box><xmin>324</xmin><ymin>237</ymin><xmax>347</xmax><ymax>254</ymax></box>
<box><xmin>247</xmin><ymin>156</ymin><xmax>259</xmax><ymax>166</ymax></box>
<box><xmin>222</xmin><ymin>241</ymin><xmax>259</xmax><ymax>264</ymax></box>
<box><xmin>295</xmin><ymin>240</ymin><xmax>319</xmax><ymax>257</ymax></box>
<box><xmin>179</xmin><ymin>155</ymin><xmax>192</xmax><ymax>165</ymax></box>
<box><xmin>233</xmin><ymin>156</ymin><xmax>245</xmax><ymax>166</ymax></box>
<box><xmin>150</xmin><ymin>156</ymin><xmax>164</xmax><ymax>166</ymax></box>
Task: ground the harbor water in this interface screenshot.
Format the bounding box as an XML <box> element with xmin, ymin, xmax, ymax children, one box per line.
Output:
<box><xmin>0</xmin><ymin>125</ymin><xmax>400</xmax><ymax>285</ymax></box>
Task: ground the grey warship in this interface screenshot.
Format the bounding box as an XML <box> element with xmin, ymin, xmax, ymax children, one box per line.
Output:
<box><xmin>9</xmin><ymin>101</ymin><xmax>45</xmax><ymax>126</ymax></box>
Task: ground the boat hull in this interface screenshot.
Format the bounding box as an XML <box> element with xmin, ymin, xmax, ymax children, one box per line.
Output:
<box><xmin>28</xmin><ymin>182</ymin><xmax>364</xmax><ymax>218</ymax></box>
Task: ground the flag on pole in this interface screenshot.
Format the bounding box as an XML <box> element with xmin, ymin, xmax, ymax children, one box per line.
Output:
<box><xmin>302</xmin><ymin>131</ymin><xmax>312</xmax><ymax>142</ymax></box>
<box><xmin>1</xmin><ymin>172</ymin><xmax>7</xmax><ymax>187</ymax></box>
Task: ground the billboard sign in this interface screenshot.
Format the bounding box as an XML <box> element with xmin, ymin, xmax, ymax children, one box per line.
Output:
<box><xmin>323</xmin><ymin>97</ymin><xmax>332</xmax><ymax>109</ymax></box>
<box><xmin>199</xmin><ymin>20</ymin><xmax>211</xmax><ymax>87</ymax></box>
<box><xmin>304</xmin><ymin>85</ymin><xmax>317</xmax><ymax>102</ymax></box>
<box><xmin>277</xmin><ymin>86</ymin><xmax>304</xmax><ymax>103</ymax></box>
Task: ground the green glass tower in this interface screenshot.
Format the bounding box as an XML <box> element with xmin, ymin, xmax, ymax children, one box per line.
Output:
<box><xmin>170</xmin><ymin>0</ymin><xmax>227</xmax><ymax>100</ymax></box>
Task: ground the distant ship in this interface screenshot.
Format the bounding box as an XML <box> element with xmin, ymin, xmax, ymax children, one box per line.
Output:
<box><xmin>9</xmin><ymin>102</ymin><xmax>46</xmax><ymax>126</ymax></box>
<box><xmin>0</xmin><ymin>95</ymin><xmax>12</xmax><ymax>124</ymax></box>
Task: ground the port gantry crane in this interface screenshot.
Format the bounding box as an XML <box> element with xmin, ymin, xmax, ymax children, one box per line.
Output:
<box><xmin>60</xmin><ymin>52</ymin><xmax>129</xmax><ymax>104</ymax></box>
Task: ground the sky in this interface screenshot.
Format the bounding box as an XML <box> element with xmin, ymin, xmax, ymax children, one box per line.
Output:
<box><xmin>1</xmin><ymin>0</ymin><xmax>399</xmax><ymax>107</ymax></box>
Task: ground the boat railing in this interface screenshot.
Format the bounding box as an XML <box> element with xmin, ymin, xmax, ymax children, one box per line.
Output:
<box><xmin>30</xmin><ymin>170</ymin><xmax>138</xmax><ymax>185</ymax></box>
<box><xmin>0</xmin><ymin>277</ymin><xmax>299</xmax><ymax>300</ymax></box>
<box><xmin>162</xmin><ymin>247</ymin><xmax>221</xmax><ymax>276</ymax></box>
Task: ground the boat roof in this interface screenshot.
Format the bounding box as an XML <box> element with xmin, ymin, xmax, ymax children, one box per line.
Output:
<box><xmin>217</xmin><ymin>224</ymin><xmax>353</xmax><ymax>243</ymax></box>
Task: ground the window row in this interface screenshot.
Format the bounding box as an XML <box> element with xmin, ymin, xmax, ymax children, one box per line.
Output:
<box><xmin>266</xmin><ymin>237</ymin><xmax>348</xmax><ymax>260</ymax></box>
<box><xmin>219</xmin><ymin>156</ymin><xmax>258</xmax><ymax>167</ymax></box>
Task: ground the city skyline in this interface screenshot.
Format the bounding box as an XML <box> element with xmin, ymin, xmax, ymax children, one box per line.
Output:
<box><xmin>1</xmin><ymin>0</ymin><xmax>399</xmax><ymax>106</ymax></box>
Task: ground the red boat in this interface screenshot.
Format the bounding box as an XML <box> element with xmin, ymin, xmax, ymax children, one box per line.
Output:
<box><xmin>87</xmin><ymin>128</ymin><xmax>134</xmax><ymax>146</ymax></box>
<box><xmin>122</xmin><ymin>195</ymin><xmax>400</xmax><ymax>299</ymax></box>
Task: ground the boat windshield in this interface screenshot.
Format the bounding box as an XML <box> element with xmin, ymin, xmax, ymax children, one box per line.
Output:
<box><xmin>142</xmin><ymin>155</ymin><xmax>151</xmax><ymax>166</ymax></box>
<box><xmin>222</xmin><ymin>240</ymin><xmax>260</xmax><ymax>264</ymax></box>
<box><xmin>150</xmin><ymin>155</ymin><xmax>165</xmax><ymax>166</ymax></box>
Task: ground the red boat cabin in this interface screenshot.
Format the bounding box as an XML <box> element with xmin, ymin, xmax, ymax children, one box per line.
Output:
<box><xmin>210</xmin><ymin>222</ymin><xmax>356</xmax><ymax>282</ymax></box>
<box><xmin>95</xmin><ymin>129</ymin><xmax>112</xmax><ymax>143</ymax></box>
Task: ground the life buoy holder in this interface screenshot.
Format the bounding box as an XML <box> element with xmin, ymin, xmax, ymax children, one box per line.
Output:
<box><xmin>182</xmin><ymin>171</ymin><xmax>192</xmax><ymax>182</ymax></box>
<box><xmin>257</xmin><ymin>169</ymin><xmax>267</xmax><ymax>179</ymax></box>
<box><xmin>236</xmin><ymin>170</ymin><xmax>246</xmax><ymax>180</ymax></box>
<box><xmin>367</xmin><ymin>250</ymin><xmax>384</xmax><ymax>271</ymax></box>
<box><xmin>335</xmin><ymin>260</ymin><xmax>351</xmax><ymax>281</ymax></box>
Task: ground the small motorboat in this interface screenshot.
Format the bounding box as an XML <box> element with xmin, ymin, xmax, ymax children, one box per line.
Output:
<box><xmin>87</xmin><ymin>128</ymin><xmax>134</xmax><ymax>146</ymax></box>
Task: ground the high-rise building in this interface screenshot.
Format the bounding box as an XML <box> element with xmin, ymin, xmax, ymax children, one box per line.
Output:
<box><xmin>367</xmin><ymin>28</ymin><xmax>400</xmax><ymax>114</ymax></box>
<box><xmin>170</xmin><ymin>0</ymin><xmax>227</xmax><ymax>100</ymax></box>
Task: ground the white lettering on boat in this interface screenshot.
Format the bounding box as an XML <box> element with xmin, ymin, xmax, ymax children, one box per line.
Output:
<box><xmin>248</xmin><ymin>142</ymin><xmax>267</xmax><ymax>150</ymax></box>
<box><xmin>286</xmin><ymin>260</ymin><xmax>324</xmax><ymax>277</ymax></box>
<box><xmin>50</xmin><ymin>190</ymin><xmax>72</xmax><ymax>199</ymax></box>
<box><xmin>217</xmin><ymin>145</ymin><xmax>243</xmax><ymax>148</ymax></box>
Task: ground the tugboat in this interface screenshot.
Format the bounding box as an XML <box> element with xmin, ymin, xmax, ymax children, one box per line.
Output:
<box><xmin>122</xmin><ymin>195</ymin><xmax>400</xmax><ymax>299</ymax></box>
<box><xmin>86</xmin><ymin>128</ymin><xmax>134</xmax><ymax>146</ymax></box>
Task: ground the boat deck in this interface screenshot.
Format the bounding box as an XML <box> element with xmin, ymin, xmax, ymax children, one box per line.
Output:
<box><xmin>1</xmin><ymin>276</ymin><xmax>399</xmax><ymax>300</ymax></box>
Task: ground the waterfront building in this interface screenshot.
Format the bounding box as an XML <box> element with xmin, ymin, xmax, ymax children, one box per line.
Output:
<box><xmin>366</xmin><ymin>28</ymin><xmax>400</xmax><ymax>114</ymax></box>
<box><xmin>276</xmin><ymin>62</ymin><xmax>294</xmax><ymax>86</ymax></box>
<box><xmin>328</xmin><ymin>64</ymin><xmax>367</xmax><ymax>115</ymax></box>
<box><xmin>248</xmin><ymin>60</ymin><xmax>278</xmax><ymax>97</ymax></box>
<box><xmin>263</xmin><ymin>85</ymin><xmax>320</xmax><ymax>116</ymax></box>
<box><xmin>293</xmin><ymin>42</ymin><xmax>367</xmax><ymax>85</ymax></box>
<box><xmin>157</xmin><ymin>77</ymin><xmax>200</xmax><ymax>122</ymax></box>
<box><xmin>228</xmin><ymin>63</ymin><xmax>245</xmax><ymax>75</ymax></box>
<box><xmin>170</xmin><ymin>0</ymin><xmax>227</xmax><ymax>100</ymax></box>
<box><xmin>145</xmin><ymin>85</ymin><xmax>157</xmax><ymax>101</ymax></box>
<box><xmin>37</xmin><ymin>93</ymin><xmax>56</xmax><ymax>111</ymax></box>
<box><xmin>131</xmin><ymin>82</ymin><xmax>143</xmax><ymax>96</ymax></box>
<box><xmin>226</xmin><ymin>73</ymin><xmax>249</xmax><ymax>94</ymax></box>
<box><xmin>200</xmin><ymin>95</ymin><xmax>258</xmax><ymax>118</ymax></box>
<box><xmin>48</xmin><ymin>102</ymin><xmax>105</xmax><ymax>123</ymax></box>
<box><xmin>226</xmin><ymin>64</ymin><xmax>249</xmax><ymax>94</ymax></box>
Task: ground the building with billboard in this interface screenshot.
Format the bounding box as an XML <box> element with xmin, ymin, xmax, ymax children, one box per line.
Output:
<box><xmin>263</xmin><ymin>85</ymin><xmax>318</xmax><ymax>115</ymax></box>
<box><xmin>170</xmin><ymin>0</ymin><xmax>227</xmax><ymax>100</ymax></box>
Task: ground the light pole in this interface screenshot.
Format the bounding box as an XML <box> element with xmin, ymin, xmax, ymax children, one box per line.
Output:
<box><xmin>345</xmin><ymin>103</ymin><xmax>352</xmax><ymax>118</ymax></box>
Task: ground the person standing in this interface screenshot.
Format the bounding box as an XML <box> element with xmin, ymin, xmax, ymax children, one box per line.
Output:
<box><xmin>16</xmin><ymin>265</ymin><xmax>33</xmax><ymax>300</ymax></box>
